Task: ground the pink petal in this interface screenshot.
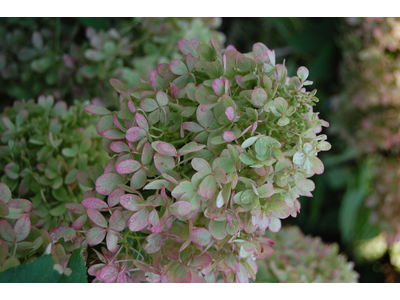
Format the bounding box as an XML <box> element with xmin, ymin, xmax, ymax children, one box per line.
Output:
<box><xmin>86</xmin><ymin>227</ymin><xmax>107</xmax><ymax>246</ymax></box>
<box><xmin>223</xmin><ymin>131</ymin><xmax>237</xmax><ymax>142</ymax></box>
<box><xmin>126</xmin><ymin>126</ymin><xmax>147</xmax><ymax>143</ymax></box>
<box><xmin>225</xmin><ymin>106</ymin><xmax>235</xmax><ymax>121</ymax></box>
<box><xmin>128</xmin><ymin>208</ymin><xmax>150</xmax><ymax>231</ymax></box>
<box><xmin>82</xmin><ymin>198</ymin><xmax>109</xmax><ymax>210</ymax></box>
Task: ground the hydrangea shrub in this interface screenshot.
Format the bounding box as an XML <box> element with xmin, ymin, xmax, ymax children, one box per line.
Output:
<box><xmin>255</xmin><ymin>226</ymin><xmax>359</xmax><ymax>283</ymax></box>
<box><xmin>0</xmin><ymin>96</ymin><xmax>107</xmax><ymax>230</ymax></box>
<box><xmin>80</xmin><ymin>38</ymin><xmax>330</xmax><ymax>283</ymax></box>
<box><xmin>333</xmin><ymin>17</ymin><xmax>400</xmax><ymax>246</ymax></box>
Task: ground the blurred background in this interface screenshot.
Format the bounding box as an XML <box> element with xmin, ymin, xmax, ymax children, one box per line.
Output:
<box><xmin>1</xmin><ymin>17</ymin><xmax>400</xmax><ymax>283</ymax></box>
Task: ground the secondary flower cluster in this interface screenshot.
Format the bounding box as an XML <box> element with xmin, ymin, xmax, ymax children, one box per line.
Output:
<box><xmin>333</xmin><ymin>17</ymin><xmax>400</xmax><ymax>246</ymax></box>
<box><xmin>0</xmin><ymin>182</ymin><xmax>84</xmax><ymax>275</ymax></box>
<box><xmin>79</xmin><ymin>38</ymin><xmax>330</xmax><ymax>282</ymax></box>
<box><xmin>0</xmin><ymin>96</ymin><xmax>107</xmax><ymax>230</ymax></box>
<box><xmin>255</xmin><ymin>226</ymin><xmax>359</xmax><ymax>283</ymax></box>
<box><xmin>0</xmin><ymin>18</ymin><xmax>224</xmax><ymax>106</ymax></box>
<box><xmin>332</xmin><ymin>17</ymin><xmax>400</xmax><ymax>154</ymax></box>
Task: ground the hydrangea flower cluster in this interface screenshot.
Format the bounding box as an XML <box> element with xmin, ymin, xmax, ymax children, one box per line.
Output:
<box><xmin>255</xmin><ymin>226</ymin><xmax>359</xmax><ymax>283</ymax></box>
<box><xmin>0</xmin><ymin>18</ymin><xmax>224</xmax><ymax>106</ymax></box>
<box><xmin>79</xmin><ymin>38</ymin><xmax>330</xmax><ymax>283</ymax></box>
<box><xmin>332</xmin><ymin>17</ymin><xmax>400</xmax><ymax>154</ymax></box>
<box><xmin>0</xmin><ymin>96</ymin><xmax>107</xmax><ymax>230</ymax></box>
<box><xmin>0</xmin><ymin>182</ymin><xmax>84</xmax><ymax>275</ymax></box>
<box><xmin>333</xmin><ymin>17</ymin><xmax>400</xmax><ymax>246</ymax></box>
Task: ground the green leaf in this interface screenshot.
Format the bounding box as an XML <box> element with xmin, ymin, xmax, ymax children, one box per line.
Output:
<box><xmin>62</xmin><ymin>148</ymin><xmax>77</xmax><ymax>158</ymax></box>
<box><xmin>0</xmin><ymin>255</ymin><xmax>60</xmax><ymax>283</ymax></box>
<box><xmin>57</xmin><ymin>248</ymin><xmax>87</xmax><ymax>283</ymax></box>
<box><xmin>277</xmin><ymin>116</ymin><xmax>289</xmax><ymax>126</ymax></box>
<box><xmin>241</xmin><ymin>136</ymin><xmax>258</xmax><ymax>148</ymax></box>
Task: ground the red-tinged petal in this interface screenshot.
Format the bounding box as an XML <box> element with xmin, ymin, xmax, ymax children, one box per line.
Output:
<box><xmin>109</xmin><ymin>78</ymin><xmax>126</xmax><ymax>93</ymax></box>
<box><xmin>50</xmin><ymin>225</ymin><xmax>76</xmax><ymax>243</ymax></box>
<box><xmin>189</xmin><ymin>268</ymin><xmax>206</xmax><ymax>283</ymax></box>
<box><xmin>95</xmin><ymin>173</ymin><xmax>125</xmax><ymax>196</ymax></box>
<box><xmin>181</xmin><ymin>122</ymin><xmax>203</xmax><ymax>133</ymax></box>
<box><xmin>310</xmin><ymin>156</ymin><xmax>324</xmax><ymax>174</ymax></box>
<box><xmin>178</xmin><ymin>39</ymin><xmax>198</xmax><ymax>58</ymax></box>
<box><xmin>192</xmin><ymin>227</ymin><xmax>212</xmax><ymax>246</ymax></box>
<box><xmin>135</xmin><ymin>113</ymin><xmax>149</xmax><ymax>132</ymax></box>
<box><xmin>84</xmin><ymin>104</ymin><xmax>111</xmax><ymax>116</ymax></box>
<box><xmin>208</xmin><ymin>220</ymin><xmax>227</xmax><ymax>240</ymax></box>
<box><xmin>110</xmin><ymin>141</ymin><xmax>130</xmax><ymax>153</ymax></box>
<box><xmin>253</xmin><ymin>42</ymin><xmax>269</xmax><ymax>56</ymax></box>
<box><xmin>174</xmin><ymin>264</ymin><xmax>192</xmax><ymax>283</ymax></box>
<box><xmin>108</xmin><ymin>189</ymin><xmax>124</xmax><ymax>208</ymax></box>
<box><xmin>186</xmin><ymin>53</ymin><xmax>196</xmax><ymax>72</ymax></box>
<box><xmin>126</xmin><ymin>126</ymin><xmax>146</xmax><ymax>143</ymax></box>
<box><xmin>71</xmin><ymin>214</ymin><xmax>87</xmax><ymax>230</ymax></box>
<box><xmin>103</xmin><ymin>129</ymin><xmax>125</xmax><ymax>140</ymax></box>
<box><xmin>0</xmin><ymin>239</ymin><xmax>8</xmax><ymax>265</ymax></box>
<box><xmin>155</xmin><ymin>142</ymin><xmax>177</xmax><ymax>157</ymax></box>
<box><xmin>251</xmin><ymin>88</ymin><xmax>268</xmax><ymax>107</ymax></box>
<box><xmin>9</xmin><ymin>199</ymin><xmax>31</xmax><ymax>213</ymax></box>
<box><xmin>149</xmin><ymin>69</ymin><xmax>163</xmax><ymax>91</ymax></box>
<box><xmin>0</xmin><ymin>199</ymin><xmax>9</xmax><ymax>218</ymax></box>
<box><xmin>82</xmin><ymin>198</ymin><xmax>108</xmax><ymax>210</ymax></box>
<box><xmin>196</xmin><ymin>105</ymin><xmax>214</xmax><ymax>128</ymax></box>
<box><xmin>156</xmin><ymin>63</ymin><xmax>169</xmax><ymax>76</ymax></box>
<box><xmin>143</xmin><ymin>233</ymin><xmax>163</xmax><ymax>254</ymax></box>
<box><xmin>169</xmin><ymin>201</ymin><xmax>192</xmax><ymax>217</ymax></box>
<box><xmin>128</xmin><ymin>100</ymin><xmax>136</xmax><ymax>113</ymax></box>
<box><xmin>147</xmin><ymin>210</ymin><xmax>161</xmax><ymax>233</ymax></box>
<box><xmin>257</xmin><ymin>244</ymin><xmax>274</xmax><ymax>259</ymax></box>
<box><xmin>212</xmin><ymin>78</ymin><xmax>224</xmax><ymax>97</ymax></box>
<box><xmin>191</xmin><ymin>157</ymin><xmax>211</xmax><ymax>174</ymax></box>
<box><xmin>192</xmin><ymin>254</ymin><xmax>212</xmax><ymax>269</ymax></box>
<box><xmin>225</xmin><ymin>255</ymin><xmax>240</xmax><ymax>273</ymax></box>
<box><xmin>223</xmin><ymin>131</ymin><xmax>237</xmax><ymax>143</ymax></box>
<box><xmin>140</xmin><ymin>98</ymin><xmax>158</xmax><ymax>112</ymax></box>
<box><xmin>65</xmin><ymin>203</ymin><xmax>86</xmax><ymax>214</ymax></box>
<box><xmin>236</xmin><ymin>263</ymin><xmax>249</xmax><ymax>283</ymax></box>
<box><xmin>198</xmin><ymin>175</ymin><xmax>217</xmax><ymax>200</ymax></box>
<box><xmin>0</xmin><ymin>219</ymin><xmax>15</xmax><ymax>242</ymax></box>
<box><xmin>213</xmin><ymin>166</ymin><xmax>228</xmax><ymax>184</ymax></box>
<box><xmin>156</xmin><ymin>91</ymin><xmax>169</xmax><ymax>106</ymax></box>
<box><xmin>170</xmin><ymin>82</ymin><xmax>180</xmax><ymax>99</ymax></box>
<box><xmin>99</xmin><ymin>265</ymin><xmax>119</xmax><ymax>283</ymax></box>
<box><xmin>141</xmin><ymin>142</ymin><xmax>153</xmax><ymax>166</ymax></box>
<box><xmin>109</xmin><ymin>210</ymin><xmax>126</xmax><ymax>232</ymax></box>
<box><xmin>14</xmin><ymin>215</ymin><xmax>31</xmax><ymax>242</ymax></box>
<box><xmin>154</xmin><ymin>153</ymin><xmax>175</xmax><ymax>173</ymax></box>
<box><xmin>106</xmin><ymin>230</ymin><xmax>120</xmax><ymax>253</ymax></box>
<box><xmin>169</xmin><ymin>60</ymin><xmax>188</xmax><ymax>76</ymax></box>
<box><xmin>115</xmin><ymin>159</ymin><xmax>141</xmax><ymax>175</ymax></box>
<box><xmin>128</xmin><ymin>208</ymin><xmax>150</xmax><ymax>232</ymax></box>
<box><xmin>87</xmin><ymin>209</ymin><xmax>107</xmax><ymax>228</ymax></box>
<box><xmin>119</xmin><ymin>194</ymin><xmax>144</xmax><ymax>212</ymax></box>
<box><xmin>225</xmin><ymin>106</ymin><xmax>235</xmax><ymax>121</ymax></box>
<box><xmin>117</xmin><ymin>271</ymin><xmax>127</xmax><ymax>283</ymax></box>
<box><xmin>130</xmin><ymin>168</ymin><xmax>147</xmax><ymax>190</ymax></box>
<box><xmin>86</xmin><ymin>227</ymin><xmax>107</xmax><ymax>246</ymax></box>
<box><xmin>0</xmin><ymin>182</ymin><xmax>11</xmax><ymax>203</ymax></box>
<box><xmin>96</xmin><ymin>115</ymin><xmax>114</xmax><ymax>135</ymax></box>
<box><xmin>268</xmin><ymin>216</ymin><xmax>282</xmax><ymax>233</ymax></box>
